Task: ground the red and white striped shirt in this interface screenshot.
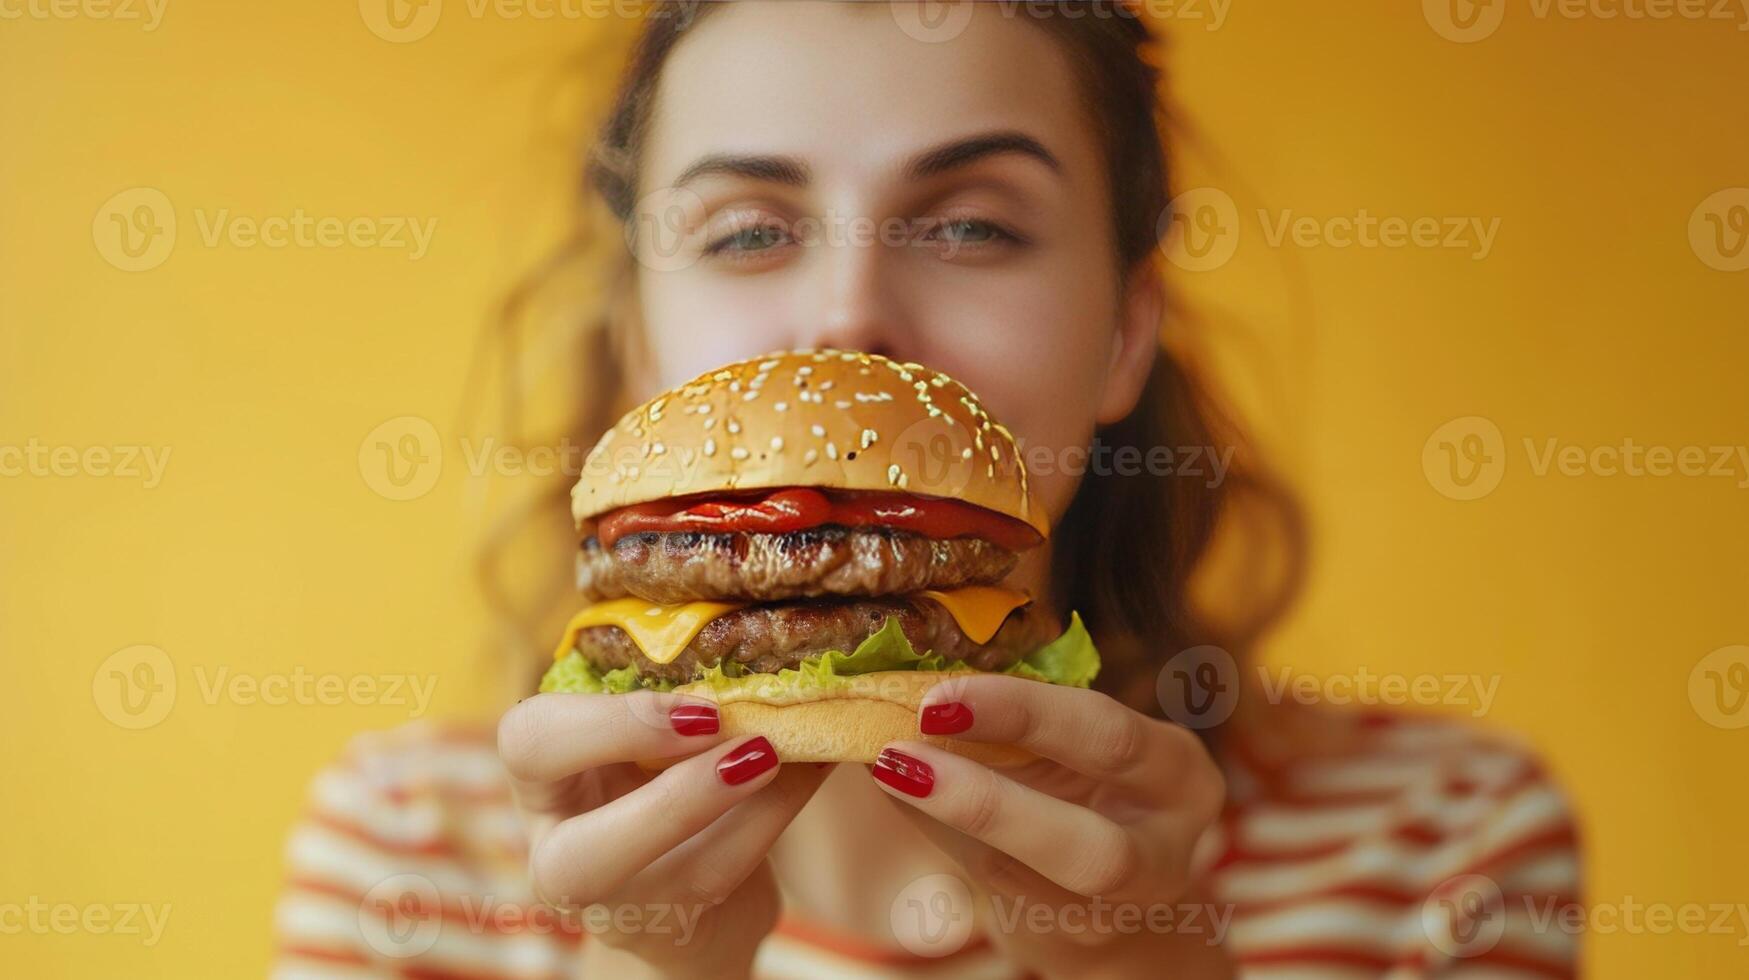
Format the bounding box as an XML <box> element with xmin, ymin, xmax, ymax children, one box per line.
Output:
<box><xmin>272</xmin><ymin>706</ymin><xmax>1579</xmax><ymax>978</ymax></box>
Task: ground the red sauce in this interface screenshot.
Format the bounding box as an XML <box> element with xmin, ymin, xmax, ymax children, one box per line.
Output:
<box><xmin>596</xmin><ymin>487</ymin><xmax>1042</xmax><ymax>551</ymax></box>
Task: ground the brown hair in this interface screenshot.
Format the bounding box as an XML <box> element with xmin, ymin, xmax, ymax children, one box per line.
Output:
<box><xmin>478</xmin><ymin>2</ymin><xmax>1304</xmax><ymax>728</ymax></box>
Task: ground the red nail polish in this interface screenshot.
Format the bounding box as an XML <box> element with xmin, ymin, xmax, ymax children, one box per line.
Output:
<box><xmin>872</xmin><ymin>748</ymin><xmax>935</xmax><ymax>798</ymax></box>
<box><xmin>670</xmin><ymin>703</ymin><xmax>719</xmax><ymax>736</ymax></box>
<box><xmin>920</xmin><ymin>701</ymin><xmax>973</xmax><ymax>735</ymax></box>
<box><xmin>717</xmin><ymin>736</ymin><xmax>777</xmax><ymax>785</ymax></box>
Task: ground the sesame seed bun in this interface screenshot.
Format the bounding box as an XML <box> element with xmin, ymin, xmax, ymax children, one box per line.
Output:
<box><xmin>572</xmin><ymin>349</ymin><xmax>1048</xmax><ymax>540</ymax></box>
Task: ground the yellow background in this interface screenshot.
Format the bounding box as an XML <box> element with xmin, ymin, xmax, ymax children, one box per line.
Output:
<box><xmin>2</xmin><ymin>2</ymin><xmax>1745</xmax><ymax>976</ymax></box>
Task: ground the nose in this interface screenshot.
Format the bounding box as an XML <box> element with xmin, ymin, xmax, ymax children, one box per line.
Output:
<box><xmin>792</xmin><ymin>233</ymin><xmax>910</xmax><ymax>360</ymax></box>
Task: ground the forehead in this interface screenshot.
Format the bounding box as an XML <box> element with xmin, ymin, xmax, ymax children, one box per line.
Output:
<box><xmin>644</xmin><ymin>1</ymin><xmax>1097</xmax><ymax>188</ymax></box>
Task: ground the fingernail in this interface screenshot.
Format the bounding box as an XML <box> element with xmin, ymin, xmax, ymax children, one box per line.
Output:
<box><xmin>670</xmin><ymin>703</ymin><xmax>719</xmax><ymax>736</ymax></box>
<box><xmin>717</xmin><ymin>736</ymin><xmax>777</xmax><ymax>785</ymax></box>
<box><xmin>872</xmin><ymin>747</ymin><xmax>935</xmax><ymax>798</ymax></box>
<box><xmin>919</xmin><ymin>701</ymin><xmax>973</xmax><ymax>735</ymax></box>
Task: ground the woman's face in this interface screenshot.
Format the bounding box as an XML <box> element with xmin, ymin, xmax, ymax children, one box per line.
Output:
<box><xmin>630</xmin><ymin>0</ymin><xmax>1160</xmax><ymax>522</ymax></box>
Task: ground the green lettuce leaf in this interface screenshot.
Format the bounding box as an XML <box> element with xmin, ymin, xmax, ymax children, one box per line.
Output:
<box><xmin>538</xmin><ymin>611</ymin><xmax>1099</xmax><ymax>695</ymax></box>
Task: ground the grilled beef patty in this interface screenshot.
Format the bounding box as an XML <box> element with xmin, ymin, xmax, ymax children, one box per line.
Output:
<box><xmin>572</xmin><ymin>595</ymin><xmax>1050</xmax><ymax>686</ymax></box>
<box><xmin>575</xmin><ymin>525</ymin><xmax>1017</xmax><ymax>605</ymax></box>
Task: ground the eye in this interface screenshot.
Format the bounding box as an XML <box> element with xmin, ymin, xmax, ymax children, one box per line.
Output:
<box><xmin>703</xmin><ymin>216</ymin><xmax>794</xmax><ymax>258</ymax></box>
<box><xmin>934</xmin><ymin>218</ymin><xmax>1004</xmax><ymax>244</ymax></box>
<box><xmin>921</xmin><ymin>216</ymin><xmax>1025</xmax><ymax>253</ymax></box>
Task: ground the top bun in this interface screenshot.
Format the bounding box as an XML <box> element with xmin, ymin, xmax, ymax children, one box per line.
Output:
<box><xmin>572</xmin><ymin>349</ymin><xmax>1048</xmax><ymax>541</ymax></box>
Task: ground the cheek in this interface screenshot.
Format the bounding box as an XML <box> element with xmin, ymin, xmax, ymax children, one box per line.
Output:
<box><xmin>913</xmin><ymin>276</ymin><xmax>1118</xmax><ymax>522</ymax></box>
<box><xmin>637</xmin><ymin>271</ymin><xmax>795</xmax><ymax>390</ymax></box>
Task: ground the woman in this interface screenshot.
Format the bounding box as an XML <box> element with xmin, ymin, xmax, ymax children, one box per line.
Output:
<box><xmin>273</xmin><ymin>4</ymin><xmax>1579</xmax><ymax>977</ymax></box>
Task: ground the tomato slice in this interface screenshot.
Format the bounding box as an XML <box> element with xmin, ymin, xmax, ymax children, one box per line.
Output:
<box><xmin>596</xmin><ymin>487</ymin><xmax>1041</xmax><ymax>551</ymax></box>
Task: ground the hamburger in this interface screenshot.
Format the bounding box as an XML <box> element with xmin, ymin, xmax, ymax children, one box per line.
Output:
<box><xmin>540</xmin><ymin>349</ymin><xmax>1099</xmax><ymax>765</ymax></box>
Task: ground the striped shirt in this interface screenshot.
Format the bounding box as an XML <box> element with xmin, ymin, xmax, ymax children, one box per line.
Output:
<box><xmin>272</xmin><ymin>706</ymin><xmax>1579</xmax><ymax>978</ymax></box>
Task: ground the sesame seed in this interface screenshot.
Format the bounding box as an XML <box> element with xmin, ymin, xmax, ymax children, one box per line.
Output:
<box><xmin>826</xmin><ymin>442</ymin><xmax>838</xmax><ymax>460</ymax></box>
<box><xmin>887</xmin><ymin>463</ymin><xmax>902</xmax><ymax>485</ymax></box>
<box><xmin>727</xmin><ymin>420</ymin><xmax>741</xmax><ymax>434</ymax></box>
<box><xmin>730</xmin><ymin>446</ymin><xmax>750</xmax><ymax>460</ymax></box>
<box><xmin>698</xmin><ymin>403</ymin><xmax>711</xmax><ymax>414</ymax></box>
<box><xmin>860</xmin><ymin>429</ymin><xmax>877</xmax><ymax>449</ymax></box>
<box><xmin>704</xmin><ymin>417</ymin><xmax>717</xmax><ymax>430</ymax></box>
<box><xmin>961</xmin><ymin>447</ymin><xmax>974</xmax><ymax>460</ymax></box>
<box><xmin>651</xmin><ymin>441</ymin><xmax>666</xmax><ymax>455</ymax></box>
<box><xmin>819</xmin><ymin>380</ymin><xmax>835</xmax><ymax>390</ymax></box>
<box><xmin>743</xmin><ymin>391</ymin><xmax>758</xmax><ymax>401</ymax></box>
<box><xmin>775</xmin><ymin>401</ymin><xmax>788</xmax><ymax>412</ymax></box>
<box><xmin>836</xmin><ymin>400</ymin><xmax>851</xmax><ymax>410</ymax></box>
<box><xmin>898</xmin><ymin>472</ymin><xmax>909</xmax><ymax>489</ymax></box>
<box><xmin>770</xmin><ymin>436</ymin><xmax>784</xmax><ymax>451</ymax></box>
<box><xmin>811</xmin><ymin>424</ymin><xmax>825</xmax><ymax>437</ymax></box>
<box><xmin>797</xmin><ymin>365</ymin><xmax>813</xmax><ymax>376</ymax></box>
<box><xmin>804</xmin><ymin>448</ymin><xmax>819</xmax><ymax>464</ymax></box>
<box><xmin>703</xmin><ymin>438</ymin><xmax>716</xmax><ymax>457</ymax></box>
<box><xmin>759</xmin><ymin>359</ymin><xmax>780</xmax><ymax>372</ymax></box>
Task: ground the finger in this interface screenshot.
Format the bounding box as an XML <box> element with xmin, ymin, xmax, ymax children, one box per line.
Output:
<box><xmin>530</xmin><ymin>735</ymin><xmax>782</xmax><ymax>907</ymax></box>
<box><xmin>869</xmin><ymin>741</ymin><xmax>1149</xmax><ymax>899</ymax></box>
<box><xmin>498</xmin><ymin>691</ymin><xmax>725</xmax><ymax>788</ymax></box>
<box><xmin>918</xmin><ymin>674</ymin><xmax>1216</xmax><ymax>803</ymax></box>
<box><xmin>623</xmin><ymin>763</ymin><xmax>838</xmax><ymax>910</ymax></box>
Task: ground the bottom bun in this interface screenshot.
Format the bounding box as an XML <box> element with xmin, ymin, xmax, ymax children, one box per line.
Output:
<box><xmin>640</xmin><ymin>670</ymin><xmax>1035</xmax><ymax>769</ymax></box>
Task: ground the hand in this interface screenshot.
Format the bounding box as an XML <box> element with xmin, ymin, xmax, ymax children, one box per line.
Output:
<box><xmin>867</xmin><ymin>675</ymin><xmax>1233</xmax><ymax>980</ymax></box>
<box><xmin>498</xmin><ymin>692</ymin><xmax>835</xmax><ymax>979</ymax></box>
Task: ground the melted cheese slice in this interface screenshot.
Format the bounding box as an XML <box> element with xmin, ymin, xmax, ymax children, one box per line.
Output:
<box><xmin>917</xmin><ymin>586</ymin><xmax>1032</xmax><ymax>644</ymax></box>
<box><xmin>553</xmin><ymin>599</ymin><xmax>748</xmax><ymax>664</ymax></box>
<box><xmin>554</xmin><ymin>586</ymin><xmax>1032</xmax><ymax>664</ymax></box>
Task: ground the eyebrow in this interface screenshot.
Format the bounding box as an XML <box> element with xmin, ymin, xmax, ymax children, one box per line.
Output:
<box><xmin>670</xmin><ymin>129</ymin><xmax>1062</xmax><ymax>190</ymax></box>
